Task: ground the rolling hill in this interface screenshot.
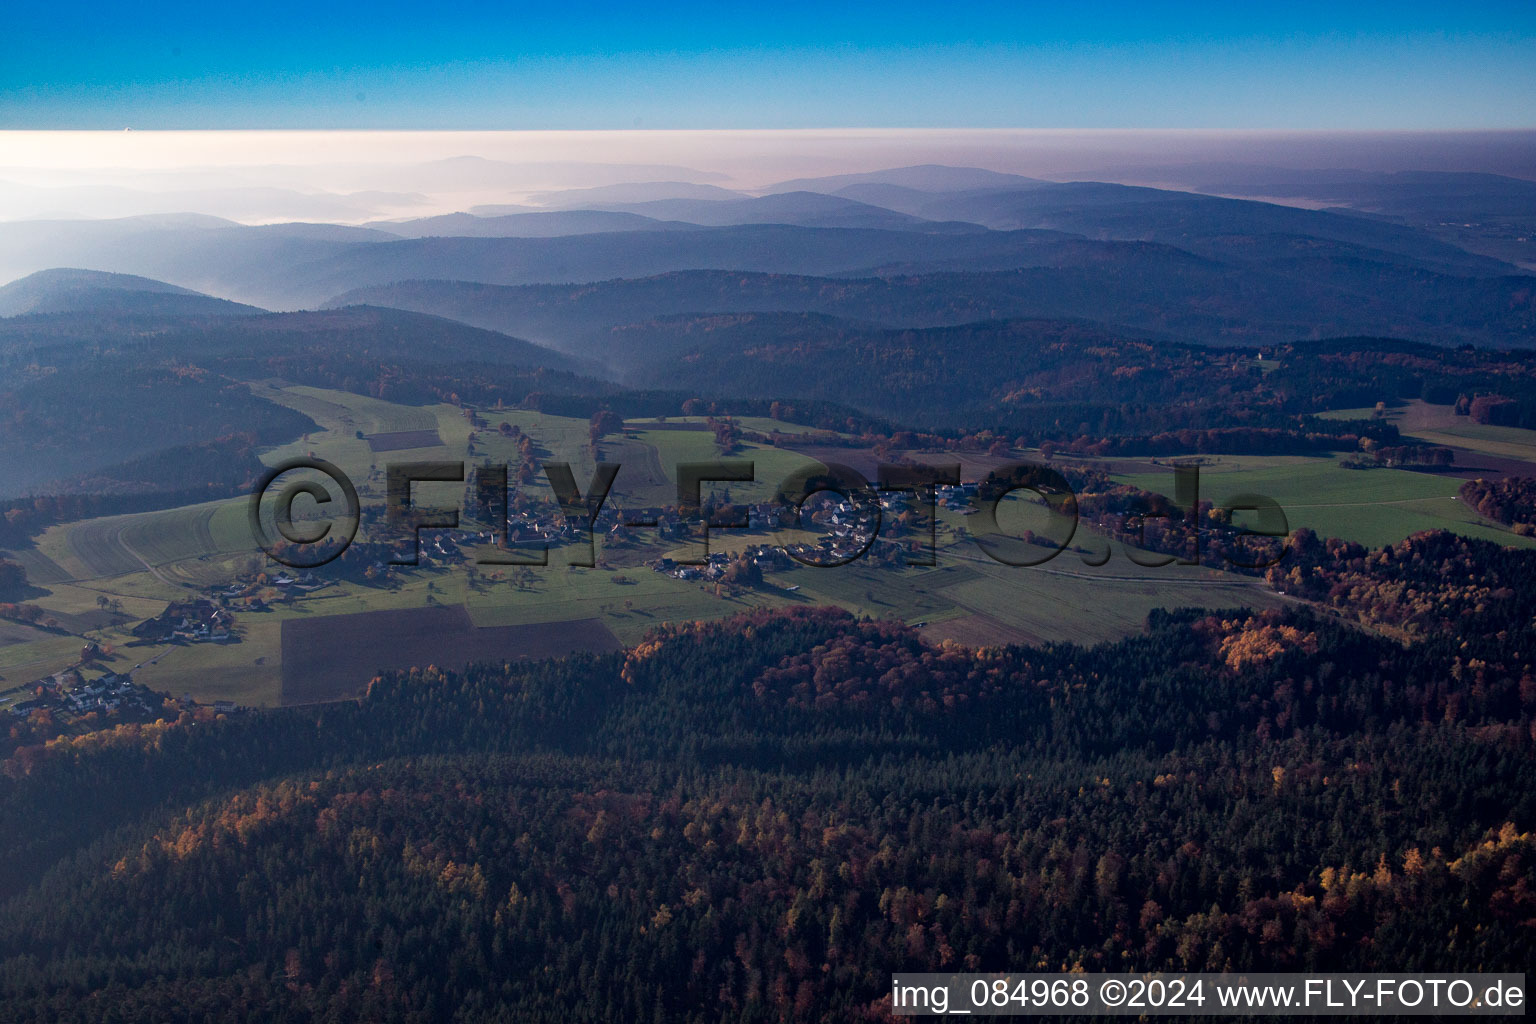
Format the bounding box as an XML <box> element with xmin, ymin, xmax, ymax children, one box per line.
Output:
<box><xmin>833</xmin><ymin>180</ymin><xmax>1517</xmax><ymax>276</ymax></box>
<box><xmin>0</xmin><ymin>304</ymin><xmax>592</xmax><ymax>497</ymax></box>
<box><xmin>2</xmin><ymin>176</ymin><xmax>1526</xmax><ymax>317</ymax></box>
<box><xmin>0</xmin><ymin>302</ymin><xmax>585</xmax><ymax>374</ymax></box>
<box><xmin>610</xmin><ymin>313</ymin><xmax>1536</xmax><ymax>432</ymax></box>
<box><xmin>0</xmin><ymin>268</ymin><xmax>265</xmax><ymax>317</ymax></box>
<box><xmin>325</xmin><ymin>243</ymin><xmax>1536</xmax><ymax>363</ymax></box>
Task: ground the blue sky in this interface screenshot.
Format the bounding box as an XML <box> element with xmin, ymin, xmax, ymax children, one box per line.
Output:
<box><xmin>2</xmin><ymin>2</ymin><xmax>1533</xmax><ymax>129</ymax></box>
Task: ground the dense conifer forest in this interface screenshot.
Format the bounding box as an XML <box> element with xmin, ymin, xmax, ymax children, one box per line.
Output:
<box><xmin>1</xmin><ymin>528</ymin><xmax>1531</xmax><ymax>1021</ymax></box>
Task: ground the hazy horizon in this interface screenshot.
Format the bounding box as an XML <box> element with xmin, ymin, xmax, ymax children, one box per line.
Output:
<box><xmin>3</xmin><ymin>127</ymin><xmax>1536</xmax><ymax>225</ymax></box>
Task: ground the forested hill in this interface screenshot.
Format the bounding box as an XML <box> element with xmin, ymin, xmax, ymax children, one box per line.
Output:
<box><xmin>325</xmin><ymin>246</ymin><xmax>1536</xmax><ymax>354</ymax></box>
<box><xmin>0</xmin><ymin>363</ymin><xmax>317</xmax><ymax>500</ymax></box>
<box><xmin>0</xmin><ymin>304</ymin><xmax>589</xmax><ymax>500</ymax></box>
<box><xmin>0</xmin><ymin>303</ymin><xmax>585</xmax><ymax>376</ymax></box>
<box><xmin>0</xmin><ymin>535</ymin><xmax>1531</xmax><ymax>1021</ymax></box>
<box><xmin>612</xmin><ymin>316</ymin><xmax>1536</xmax><ymax>432</ymax></box>
<box><xmin>0</xmin><ymin>268</ymin><xmax>265</xmax><ymax>318</ymax></box>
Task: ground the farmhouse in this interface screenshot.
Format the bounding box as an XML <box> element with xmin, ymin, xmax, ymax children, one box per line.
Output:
<box><xmin>130</xmin><ymin>600</ymin><xmax>235</xmax><ymax>645</ymax></box>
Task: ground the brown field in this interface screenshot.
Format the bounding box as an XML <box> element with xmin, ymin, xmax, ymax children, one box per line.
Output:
<box><xmin>785</xmin><ymin>445</ymin><xmax>1033</xmax><ymax>482</ymax></box>
<box><xmin>367</xmin><ymin>429</ymin><xmax>446</xmax><ymax>452</ymax></box>
<box><xmin>45</xmin><ymin>608</ymin><xmax>131</xmax><ymax>633</ymax></box>
<box><xmin>1387</xmin><ymin>450</ymin><xmax>1536</xmax><ymax>481</ymax></box>
<box><xmin>280</xmin><ymin>604</ymin><xmax>622</xmax><ymax>705</ymax></box>
<box><xmin>1362</xmin><ymin>401</ymin><xmax>1536</xmax><ymax>479</ymax></box>
<box><xmin>0</xmin><ymin>619</ymin><xmax>55</xmax><ymax>648</ymax></box>
<box><xmin>780</xmin><ymin>445</ymin><xmax>881</xmax><ymax>477</ymax></box>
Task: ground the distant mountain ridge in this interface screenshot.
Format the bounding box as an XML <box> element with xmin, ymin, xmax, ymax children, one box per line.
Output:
<box><xmin>0</xmin><ymin>168</ymin><xmax>1528</xmax><ymax>337</ymax></box>
<box><xmin>373</xmin><ymin>210</ymin><xmax>697</xmax><ymax>238</ymax></box>
<box><xmin>760</xmin><ymin>164</ymin><xmax>1045</xmax><ymax>193</ymax></box>
<box><xmin>809</xmin><ymin>180</ymin><xmax>1518</xmax><ymax>277</ymax></box>
<box><xmin>548</xmin><ymin>191</ymin><xmax>983</xmax><ymax>232</ymax></box>
<box><xmin>525</xmin><ymin>180</ymin><xmax>746</xmax><ymax>206</ymax></box>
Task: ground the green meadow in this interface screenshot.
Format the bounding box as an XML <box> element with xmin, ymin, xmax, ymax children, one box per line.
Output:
<box><xmin>1116</xmin><ymin>454</ymin><xmax>1536</xmax><ymax>550</ymax></box>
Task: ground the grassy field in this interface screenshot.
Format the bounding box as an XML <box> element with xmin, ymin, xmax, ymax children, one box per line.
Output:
<box><xmin>1146</xmin><ymin>400</ymin><xmax>1536</xmax><ymax>548</ymax></box>
<box><xmin>495</xmin><ymin>411</ymin><xmax>602</xmax><ymax>504</ymax></box>
<box><xmin>0</xmin><ymin>633</ymin><xmax>91</xmax><ymax>689</ymax></box>
<box><xmin>774</xmin><ymin>561</ymin><xmax>968</xmax><ymax>624</ymax></box>
<box><xmin>1415</xmin><ymin>423</ymin><xmax>1536</xmax><ymax>461</ymax></box>
<box><xmin>261</xmin><ymin>384</ymin><xmax>440</xmax><ymax>436</ymax></box>
<box><xmin>934</xmin><ymin>549</ymin><xmax>1285</xmax><ymax>646</ymax></box>
<box><xmin>466</xmin><ymin>531</ymin><xmax>1280</xmax><ymax>652</ymax></box>
<box><xmin>124</xmin><ymin>618</ymin><xmax>285</xmax><ymax>705</ymax></box>
<box><xmin>1321</xmin><ymin>400</ymin><xmax>1536</xmax><ymax>464</ymax></box>
<box><xmin>253</xmin><ymin>384</ymin><xmax>471</xmax><ymax>491</ymax></box>
<box><xmin>623</xmin><ymin>415</ymin><xmax>855</xmax><ymax>439</ymax></box>
<box><xmin>40</xmin><ymin>581</ymin><xmax>168</xmax><ymax>625</ymax></box>
<box><xmin>1117</xmin><ymin>456</ymin><xmax>1536</xmax><ymax>550</ymax></box>
<box><xmin>31</xmin><ymin>500</ymin><xmax>252</xmax><ymax>583</ymax></box>
<box><xmin>465</xmin><ymin>562</ymin><xmax>775</xmax><ymax>644</ymax></box>
<box><xmin>2</xmin><ymin>546</ymin><xmax>72</xmax><ymax>586</ymax></box>
<box><xmin>627</xmin><ymin>429</ymin><xmax>823</xmax><ymax>507</ymax></box>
